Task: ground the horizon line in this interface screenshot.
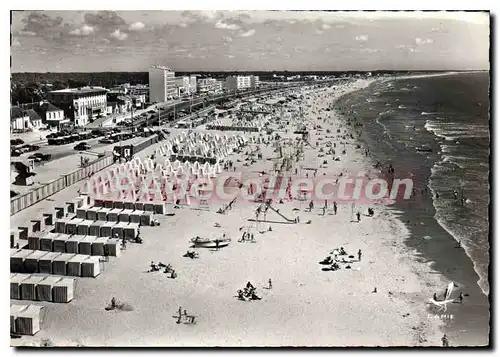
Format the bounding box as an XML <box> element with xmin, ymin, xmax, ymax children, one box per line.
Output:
<box><xmin>11</xmin><ymin>69</ymin><xmax>489</xmax><ymax>74</ymax></box>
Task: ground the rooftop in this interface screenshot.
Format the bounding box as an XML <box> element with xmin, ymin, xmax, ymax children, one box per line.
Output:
<box><xmin>50</xmin><ymin>86</ymin><xmax>107</xmax><ymax>95</ymax></box>
<box><xmin>36</xmin><ymin>101</ymin><xmax>63</xmax><ymax>113</ymax></box>
<box><xmin>150</xmin><ymin>65</ymin><xmax>174</xmax><ymax>71</ymax></box>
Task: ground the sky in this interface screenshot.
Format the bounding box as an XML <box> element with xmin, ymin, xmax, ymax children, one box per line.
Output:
<box><xmin>10</xmin><ymin>10</ymin><xmax>490</xmax><ymax>72</ymax></box>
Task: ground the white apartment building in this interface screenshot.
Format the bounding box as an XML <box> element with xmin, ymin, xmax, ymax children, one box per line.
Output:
<box><xmin>225</xmin><ymin>75</ymin><xmax>260</xmax><ymax>91</ymax></box>
<box><xmin>189</xmin><ymin>75</ymin><xmax>197</xmax><ymax>94</ymax></box>
<box><xmin>250</xmin><ymin>75</ymin><xmax>260</xmax><ymax>88</ymax></box>
<box><xmin>198</xmin><ymin>78</ymin><xmax>223</xmax><ymax>94</ymax></box>
<box><xmin>226</xmin><ymin>76</ymin><xmax>251</xmax><ymax>91</ymax></box>
<box><xmin>148</xmin><ymin>65</ymin><xmax>176</xmax><ymax>103</ymax></box>
<box><xmin>47</xmin><ymin>87</ymin><xmax>107</xmax><ymax>127</ymax></box>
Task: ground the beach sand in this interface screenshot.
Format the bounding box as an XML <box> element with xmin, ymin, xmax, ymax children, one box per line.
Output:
<box><xmin>11</xmin><ymin>79</ymin><xmax>447</xmax><ymax>347</ymax></box>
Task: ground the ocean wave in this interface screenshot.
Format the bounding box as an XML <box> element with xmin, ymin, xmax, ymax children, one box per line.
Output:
<box><xmin>424</xmin><ymin>120</ymin><xmax>489</xmax><ymax>140</ymax></box>
<box><xmin>428</xmin><ymin>162</ymin><xmax>490</xmax><ymax>296</ymax></box>
<box><xmin>377</xmin><ymin>110</ymin><xmax>394</xmax><ymax>118</ymax></box>
<box><xmin>398</xmin><ymin>105</ymin><xmax>406</xmax><ymax>109</ymax></box>
<box><xmin>421</xmin><ymin>111</ymin><xmax>437</xmax><ymax>115</ymax></box>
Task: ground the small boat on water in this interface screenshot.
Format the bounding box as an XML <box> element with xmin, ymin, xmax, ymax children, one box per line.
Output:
<box><xmin>190</xmin><ymin>236</ymin><xmax>231</xmax><ymax>248</ymax></box>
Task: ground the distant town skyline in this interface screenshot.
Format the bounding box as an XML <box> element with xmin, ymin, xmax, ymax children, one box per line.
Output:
<box><xmin>11</xmin><ymin>10</ymin><xmax>490</xmax><ymax>73</ymax></box>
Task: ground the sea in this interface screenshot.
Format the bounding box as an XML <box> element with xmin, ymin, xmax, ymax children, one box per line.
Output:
<box><xmin>337</xmin><ymin>72</ymin><xmax>490</xmax><ymax>298</ymax></box>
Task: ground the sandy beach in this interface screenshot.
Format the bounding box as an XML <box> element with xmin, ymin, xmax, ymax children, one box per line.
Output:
<box><xmin>11</xmin><ymin>79</ymin><xmax>450</xmax><ymax>347</ymax></box>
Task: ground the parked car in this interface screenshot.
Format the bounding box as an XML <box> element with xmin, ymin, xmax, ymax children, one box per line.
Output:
<box><xmin>34</xmin><ymin>152</ymin><xmax>51</xmax><ymax>161</ymax></box>
<box><xmin>11</xmin><ymin>149</ymin><xmax>21</xmax><ymax>157</ymax></box>
<box><xmin>99</xmin><ymin>138</ymin><xmax>114</xmax><ymax>144</ymax></box>
<box><xmin>74</xmin><ymin>142</ymin><xmax>91</xmax><ymax>151</ymax></box>
<box><xmin>27</xmin><ymin>155</ymin><xmax>43</xmax><ymax>162</ymax></box>
<box><xmin>26</xmin><ymin>144</ymin><xmax>40</xmax><ymax>151</ymax></box>
<box><xmin>10</xmin><ymin>139</ymin><xmax>24</xmax><ymax>145</ymax></box>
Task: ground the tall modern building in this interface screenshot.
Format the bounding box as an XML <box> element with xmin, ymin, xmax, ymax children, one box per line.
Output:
<box><xmin>148</xmin><ymin>65</ymin><xmax>176</xmax><ymax>103</ymax></box>
<box><xmin>189</xmin><ymin>75</ymin><xmax>197</xmax><ymax>94</ymax></box>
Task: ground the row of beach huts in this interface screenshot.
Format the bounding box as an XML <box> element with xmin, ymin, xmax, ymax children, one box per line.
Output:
<box><xmin>10</xmin><ymin>194</ymin><xmax>166</xmax><ymax>338</ymax></box>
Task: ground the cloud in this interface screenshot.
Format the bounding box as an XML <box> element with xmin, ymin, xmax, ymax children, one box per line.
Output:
<box><xmin>84</xmin><ymin>11</ymin><xmax>126</xmax><ymax>28</ymax></box>
<box><xmin>321</xmin><ymin>23</ymin><xmax>331</xmax><ymax>30</ymax></box>
<box><xmin>355</xmin><ymin>35</ymin><xmax>369</xmax><ymax>41</ymax></box>
<box><xmin>69</xmin><ymin>25</ymin><xmax>95</xmax><ymax>37</ymax></box>
<box><xmin>360</xmin><ymin>48</ymin><xmax>380</xmax><ymax>53</ymax></box>
<box><xmin>215</xmin><ymin>19</ymin><xmax>240</xmax><ymax>31</ymax></box>
<box><xmin>12</xmin><ymin>38</ymin><xmax>21</xmax><ymax>47</ymax></box>
<box><xmin>415</xmin><ymin>37</ymin><xmax>434</xmax><ymax>45</ymax></box>
<box><xmin>110</xmin><ymin>29</ymin><xmax>128</xmax><ymax>41</ymax></box>
<box><xmin>181</xmin><ymin>10</ymin><xmax>223</xmax><ymax>24</ymax></box>
<box><xmin>227</xmin><ymin>55</ymin><xmax>235</xmax><ymax>58</ymax></box>
<box><xmin>222</xmin><ymin>35</ymin><xmax>233</xmax><ymax>43</ymax></box>
<box><xmin>17</xmin><ymin>30</ymin><xmax>37</xmax><ymax>36</ymax></box>
<box><xmin>240</xmin><ymin>29</ymin><xmax>256</xmax><ymax>37</ymax></box>
<box><xmin>129</xmin><ymin>22</ymin><xmax>145</xmax><ymax>31</ymax></box>
<box><xmin>396</xmin><ymin>44</ymin><xmax>419</xmax><ymax>53</ymax></box>
<box><xmin>19</xmin><ymin>11</ymin><xmax>69</xmax><ymax>38</ymax></box>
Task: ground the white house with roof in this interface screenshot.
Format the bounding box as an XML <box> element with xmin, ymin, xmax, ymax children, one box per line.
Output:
<box><xmin>34</xmin><ymin>101</ymin><xmax>68</xmax><ymax>127</ymax></box>
<box><xmin>10</xmin><ymin>107</ymin><xmax>43</xmax><ymax>132</ymax></box>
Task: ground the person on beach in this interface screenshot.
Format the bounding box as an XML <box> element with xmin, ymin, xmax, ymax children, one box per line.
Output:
<box><xmin>358</xmin><ymin>249</ymin><xmax>362</xmax><ymax>261</ymax></box>
<box><xmin>433</xmin><ymin>293</ymin><xmax>438</xmax><ymax>301</ymax></box>
<box><xmin>356</xmin><ymin>212</ymin><xmax>361</xmax><ymax>222</ymax></box>
<box><xmin>268</xmin><ymin>279</ymin><xmax>273</xmax><ymax>289</ymax></box>
<box><xmin>441</xmin><ymin>334</ymin><xmax>449</xmax><ymax>347</ymax></box>
<box><xmin>459</xmin><ymin>292</ymin><xmax>464</xmax><ymax>304</ymax></box>
<box><xmin>333</xmin><ymin>201</ymin><xmax>338</xmax><ymax>215</ymax></box>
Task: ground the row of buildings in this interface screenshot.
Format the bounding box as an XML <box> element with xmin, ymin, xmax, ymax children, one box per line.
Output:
<box><xmin>148</xmin><ymin>65</ymin><xmax>260</xmax><ymax>103</ymax></box>
<box><xmin>11</xmin><ymin>86</ymin><xmax>148</xmax><ymax>130</ymax></box>
<box><xmin>11</xmin><ymin>65</ymin><xmax>262</xmax><ymax>130</ymax></box>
